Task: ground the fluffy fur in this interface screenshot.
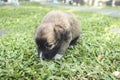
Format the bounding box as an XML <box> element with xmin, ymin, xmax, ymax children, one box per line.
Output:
<box><xmin>35</xmin><ymin>11</ymin><xmax>81</xmax><ymax>60</ymax></box>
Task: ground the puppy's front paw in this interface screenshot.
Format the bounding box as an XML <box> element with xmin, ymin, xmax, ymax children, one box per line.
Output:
<box><xmin>54</xmin><ymin>54</ymin><xmax>63</xmax><ymax>59</ymax></box>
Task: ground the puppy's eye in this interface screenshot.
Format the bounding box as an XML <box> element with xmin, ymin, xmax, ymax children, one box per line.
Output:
<box><xmin>47</xmin><ymin>44</ymin><xmax>52</xmax><ymax>48</ymax></box>
<box><xmin>45</xmin><ymin>43</ymin><xmax>53</xmax><ymax>48</ymax></box>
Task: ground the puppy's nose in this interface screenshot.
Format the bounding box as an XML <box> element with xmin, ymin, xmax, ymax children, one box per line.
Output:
<box><xmin>38</xmin><ymin>53</ymin><xmax>47</xmax><ymax>60</ymax></box>
<box><xmin>41</xmin><ymin>56</ymin><xmax>46</xmax><ymax>60</ymax></box>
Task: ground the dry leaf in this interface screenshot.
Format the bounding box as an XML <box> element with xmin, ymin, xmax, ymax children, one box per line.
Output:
<box><xmin>81</xmin><ymin>77</ymin><xmax>88</xmax><ymax>80</ymax></box>
<box><xmin>98</xmin><ymin>54</ymin><xmax>105</xmax><ymax>61</ymax></box>
<box><xmin>113</xmin><ymin>71</ymin><xmax>120</xmax><ymax>78</ymax></box>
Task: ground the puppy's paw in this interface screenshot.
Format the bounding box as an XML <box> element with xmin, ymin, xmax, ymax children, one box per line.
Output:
<box><xmin>54</xmin><ymin>54</ymin><xmax>63</xmax><ymax>59</ymax></box>
<box><xmin>69</xmin><ymin>45</ymin><xmax>74</xmax><ymax>49</ymax></box>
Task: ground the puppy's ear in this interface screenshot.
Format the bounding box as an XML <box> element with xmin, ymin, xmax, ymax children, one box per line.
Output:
<box><xmin>54</xmin><ymin>25</ymin><xmax>65</xmax><ymax>40</ymax></box>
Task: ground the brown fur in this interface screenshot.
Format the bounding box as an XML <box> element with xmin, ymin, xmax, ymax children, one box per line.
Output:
<box><xmin>35</xmin><ymin>11</ymin><xmax>81</xmax><ymax>60</ymax></box>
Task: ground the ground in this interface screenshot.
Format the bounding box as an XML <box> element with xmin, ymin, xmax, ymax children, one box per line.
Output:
<box><xmin>0</xmin><ymin>2</ymin><xmax>120</xmax><ymax>80</ymax></box>
<box><xmin>42</xmin><ymin>3</ymin><xmax>120</xmax><ymax>18</ymax></box>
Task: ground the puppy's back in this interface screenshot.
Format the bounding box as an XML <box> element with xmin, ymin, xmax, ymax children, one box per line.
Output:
<box><xmin>42</xmin><ymin>11</ymin><xmax>81</xmax><ymax>40</ymax></box>
<box><xmin>41</xmin><ymin>11</ymin><xmax>69</xmax><ymax>24</ymax></box>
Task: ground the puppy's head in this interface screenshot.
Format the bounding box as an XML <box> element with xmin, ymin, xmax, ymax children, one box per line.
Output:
<box><xmin>35</xmin><ymin>23</ymin><xmax>65</xmax><ymax>60</ymax></box>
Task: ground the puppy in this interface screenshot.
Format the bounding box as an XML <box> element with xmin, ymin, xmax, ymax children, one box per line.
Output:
<box><xmin>35</xmin><ymin>11</ymin><xmax>81</xmax><ymax>60</ymax></box>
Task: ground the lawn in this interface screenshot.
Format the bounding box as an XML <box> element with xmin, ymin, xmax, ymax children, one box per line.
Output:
<box><xmin>0</xmin><ymin>2</ymin><xmax>120</xmax><ymax>80</ymax></box>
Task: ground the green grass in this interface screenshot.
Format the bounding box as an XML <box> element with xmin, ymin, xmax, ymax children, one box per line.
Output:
<box><xmin>0</xmin><ymin>2</ymin><xmax>120</xmax><ymax>80</ymax></box>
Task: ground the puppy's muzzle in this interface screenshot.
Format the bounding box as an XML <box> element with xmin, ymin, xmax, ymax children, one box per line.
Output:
<box><xmin>38</xmin><ymin>51</ymin><xmax>56</xmax><ymax>60</ymax></box>
<box><xmin>38</xmin><ymin>51</ymin><xmax>63</xmax><ymax>60</ymax></box>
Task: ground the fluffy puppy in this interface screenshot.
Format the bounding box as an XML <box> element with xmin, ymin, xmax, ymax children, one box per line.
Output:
<box><xmin>35</xmin><ymin>11</ymin><xmax>81</xmax><ymax>60</ymax></box>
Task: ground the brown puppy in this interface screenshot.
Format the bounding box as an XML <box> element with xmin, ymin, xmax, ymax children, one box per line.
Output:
<box><xmin>35</xmin><ymin>11</ymin><xmax>81</xmax><ymax>60</ymax></box>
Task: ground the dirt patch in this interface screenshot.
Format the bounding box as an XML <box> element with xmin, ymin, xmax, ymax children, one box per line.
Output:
<box><xmin>110</xmin><ymin>28</ymin><xmax>120</xmax><ymax>34</ymax></box>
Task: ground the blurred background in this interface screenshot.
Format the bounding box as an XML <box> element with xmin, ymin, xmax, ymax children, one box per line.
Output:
<box><xmin>0</xmin><ymin>0</ymin><xmax>120</xmax><ymax>7</ymax></box>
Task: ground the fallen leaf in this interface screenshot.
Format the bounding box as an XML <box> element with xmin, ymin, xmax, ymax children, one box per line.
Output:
<box><xmin>81</xmin><ymin>77</ymin><xmax>88</xmax><ymax>80</ymax></box>
<box><xmin>113</xmin><ymin>71</ymin><xmax>120</xmax><ymax>78</ymax></box>
<box><xmin>98</xmin><ymin>54</ymin><xmax>105</xmax><ymax>61</ymax></box>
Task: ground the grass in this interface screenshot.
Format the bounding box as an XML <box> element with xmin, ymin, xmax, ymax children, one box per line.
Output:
<box><xmin>0</xmin><ymin>2</ymin><xmax>120</xmax><ymax>80</ymax></box>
